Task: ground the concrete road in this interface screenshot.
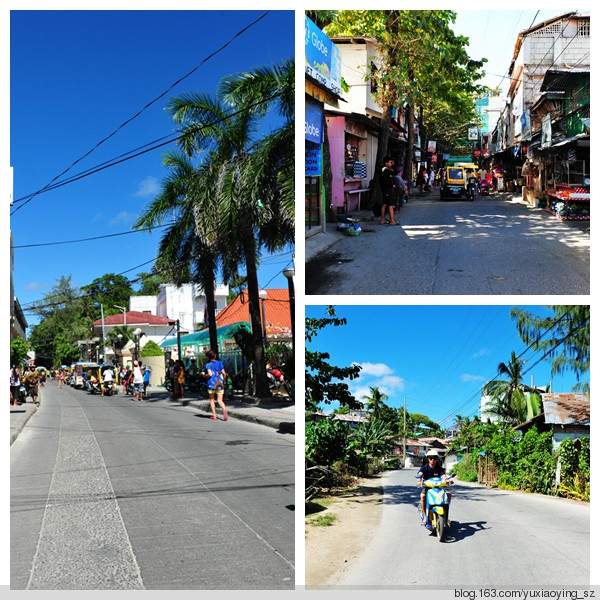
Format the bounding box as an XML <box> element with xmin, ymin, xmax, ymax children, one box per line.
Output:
<box><xmin>329</xmin><ymin>468</ymin><xmax>590</xmax><ymax>587</ymax></box>
<box><xmin>10</xmin><ymin>382</ymin><xmax>295</xmax><ymax>590</ymax></box>
<box><xmin>306</xmin><ymin>194</ymin><xmax>589</xmax><ymax>295</ymax></box>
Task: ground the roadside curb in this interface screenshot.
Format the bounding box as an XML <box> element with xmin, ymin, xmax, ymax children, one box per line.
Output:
<box><xmin>10</xmin><ymin>403</ymin><xmax>38</xmax><ymax>446</ymax></box>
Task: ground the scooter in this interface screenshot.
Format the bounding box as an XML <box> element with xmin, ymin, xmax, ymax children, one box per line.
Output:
<box><xmin>86</xmin><ymin>378</ymin><xmax>102</xmax><ymax>395</ymax></box>
<box><xmin>267</xmin><ymin>368</ymin><xmax>291</xmax><ymax>396</ymax></box>
<box><xmin>479</xmin><ymin>178</ymin><xmax>490</xmax><ymax>196</ymax></box>
<box><xmin>102</xmin><ymin>380</ymin><xmax>118</xmax><ymax>396</ymax></box>
<box><xmin>416</xmin><ymin>474</ymin><xmax>455</xmax><ymax>542</ymax></box>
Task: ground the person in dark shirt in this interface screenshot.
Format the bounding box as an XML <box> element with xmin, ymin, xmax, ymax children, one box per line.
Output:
<box><xmin>379</xmin><ymin>156</ymin><xmax>399</xmax><ymax>225</ymax></box>
<box><xmin>418</xmin><ymin>449</ymin><xmax>453</xmax><ymax>525</ymax></box>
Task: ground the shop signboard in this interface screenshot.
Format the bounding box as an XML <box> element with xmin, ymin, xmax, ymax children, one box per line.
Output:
<box><xmin>427</xmin><ymin>140</ymin><xmax>436</xmax><ymax>153</ymax></box>
<box><xmin>305</xmin><ymin>142</ymin><xmax>322</xmax><ymax>176</ymax></box>
<box><xmin>305</xmin><ymin>16</ymin><xmax>342</xmax><ymax>96</ymax></box>
<box><xmin>305</xmin><ymin>98</ymin><xmax>323</xmax><ymax>144</ymax></box>
<box><xmin>541</xmin><ymin>113</ymin><xmax>552</xmax><ymax>149</ymax></box>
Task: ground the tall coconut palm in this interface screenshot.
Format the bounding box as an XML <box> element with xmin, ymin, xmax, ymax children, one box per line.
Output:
<box><xmin>483</xmin><ymin>351</ymin><xmax>541</xmax><ymax>425</ymax></box>
<box><xmin>133</xmin><ymin>151</ymin><xmax>221</xmax><ymax>353</ymax></box>
<box><xmin>166</xmin><ymin>60</ymin><xmax>294</xmax><ymax>397</ymax></box>
<box><xmin>362</xmin><ymin>386</ymin><xmax>388</xmax><ymax>421</ymax></box>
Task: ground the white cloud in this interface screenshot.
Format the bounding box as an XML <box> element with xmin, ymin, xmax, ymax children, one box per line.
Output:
<box><xmin>109</xmin><ymin>211</ymin><xmax>137</xmax><ymax>227</ymax></box>
<box><xmin>460</xmin><ymin>373</ymin><xmax>487</xmax><ymax>383</ymax></box>
<box><xmin>24</xmin><ymin>281</ymin><xmax>49</xmax><ymax>292</ymax></box>
<box><xmin>135</xmin><ymin>176</ymin><xmax>160</xmax><ymax>198</ymax></box>
<box><xmin>472</xmin><ymin>348</ymin><xmax>489</xmax><ymax>358</ymax></box>
<box><xmin>355</xmin><ymin>362</ymin><xmax>394</xmax><ymax>376</ymax></box>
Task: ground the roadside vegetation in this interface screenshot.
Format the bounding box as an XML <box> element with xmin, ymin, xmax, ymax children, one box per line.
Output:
<box><xmin>305</xmin><ymin>306</ymin><xmax>590</xmax><ymax>504</ymax></box>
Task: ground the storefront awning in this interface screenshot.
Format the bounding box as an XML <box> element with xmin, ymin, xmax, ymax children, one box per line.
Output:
<box><xmin>160</xmin><ymin>322</ymin><xmax>250</xmax><ymax>351</ymax></box>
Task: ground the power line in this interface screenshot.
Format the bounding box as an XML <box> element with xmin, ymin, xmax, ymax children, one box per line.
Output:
<box><xmin>10</xmin><ymin>11</ymin><xmax>270</xmax><ymax>216</ymax></box>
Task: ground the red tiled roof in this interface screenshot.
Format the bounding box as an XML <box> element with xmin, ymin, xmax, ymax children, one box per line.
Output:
<box><xmin>93</xmin><ymin>311</ymin><xmax>176</xmax><ymax>327</ymax></box>
<box><xmin>215</xmin><ymin>289</ymin><xmax>292</xmax><ymax>336</ymax></box>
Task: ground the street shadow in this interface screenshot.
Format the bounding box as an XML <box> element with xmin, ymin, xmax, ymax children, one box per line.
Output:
<box><xmin>440</xmin><ymin>520</ymin><xmax>489</xmax><ymax>543</ymax></box>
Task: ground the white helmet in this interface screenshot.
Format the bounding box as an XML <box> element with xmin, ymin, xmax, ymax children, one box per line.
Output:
<box><xmin>426</xmin><ymin>449</ymin><xmax>439</xmax><ymax>457</ymax></box>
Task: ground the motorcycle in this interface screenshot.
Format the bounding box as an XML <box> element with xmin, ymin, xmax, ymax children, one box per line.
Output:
<box><xmin>102</xmin><ymin>380</ymin><xmax>118</xmax><ymax>396</ymax></box>
<box><xmin>416</xmin><ymin>474</ymin><xmax>455</xmax><ymax>542</ymax></box>
<box><xmin>479</xmin><ymin>178</ymin><xmax>490</xmax><ymax>196</ymax></box>
<box><xmin>267</xmin><ymin>367</ymin><xmax>291</xmax><ymax>396</ymax></box>
<box><xmin>466</xmin><ymin>176</ymin><xmax>477</xmax><ymax>201</ymax></box>
<box><xmin>86</xmin><ymin>377</ymin><xmax>102</xmax><ymax>395</ymax></box>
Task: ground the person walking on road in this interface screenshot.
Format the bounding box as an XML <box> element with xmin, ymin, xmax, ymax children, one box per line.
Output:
<box><xmin>143</xmin><ymin>366</ymin><xmax>151</xmax><ymax>398</ymax></box>
<box><xmin>167</xmin><ymin>359</ymin><xmax>176</xmax><ymax>400</ymax></box>
<box><xmin>203</xmin><ymin>349</ymin><xmax>228</xmax><ymax>421</ymax></box>
<box><xmin>25</xmin><ymin>366</ymin><xmax>41</xmax><ymax>405</ymax></box>
<box><xmin>10</xmin><ymin>366</ymin><xmax>21</xmax><ymax>406</ymax></box>
<box><xmin>132</xmin><ymin>361</ymin><xmax>144</xmax><ymax>401</ymax></box>
<box><xmin>379</xmin><ymin>156</ymin><xmax>399</xmax><ymax>225</ymax></box>
<box><xmin>174</xmin><ymin>360</ymin><xmax>185</xmax><ymax>402</ymax></box>
<box><xmin>57</xmin><ymin>369</ymin><xmax>65</xmax><ymax>389</ymax></box>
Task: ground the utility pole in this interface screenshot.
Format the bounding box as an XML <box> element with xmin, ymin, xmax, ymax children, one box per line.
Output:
<box><xmin>176</xmin><ymin>320</ymin><xmax>182</xmax><ymax>362</ymax></box>
<box><xmin>403</xmin><ymin>396</ymin><xmax>407</xmax><ymax>468</ymax></box>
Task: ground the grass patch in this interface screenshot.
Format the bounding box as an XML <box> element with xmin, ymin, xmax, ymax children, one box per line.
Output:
<box><xmin>307</xmin><ymin>513</ymin><xmax>337</xmax><ymax>527</ymax></box>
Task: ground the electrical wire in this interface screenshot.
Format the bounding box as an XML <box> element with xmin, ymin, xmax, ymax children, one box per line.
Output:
<box><xmin>10</xmin><ymin>11</ymin><xmax>271</xmax><ymax>216</ymax></box>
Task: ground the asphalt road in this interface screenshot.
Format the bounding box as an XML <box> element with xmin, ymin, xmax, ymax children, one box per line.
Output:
<box><xmin>328</xmin><ymin>468</ymin><xmax>590</xmax><ymax>588</ymax></box>
<box><xmin>306</xmin><ymin>193</ymin><xmax>589</xmax><ymax>295</ymax></box>
<box><xmin>10</xmin><ymin>382</ymin><xmax>295</xmax><ymax>590</ymax></box>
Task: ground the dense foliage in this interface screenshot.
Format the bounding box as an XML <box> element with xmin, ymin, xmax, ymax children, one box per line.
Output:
<box><xmin>305</xmin><ymin>307</ymin><xmax>362</xmax><ymax>413</ymax></box>
<box><xmin>449</xmin><ymin>421</ymin><xmax>590</xmax><ymax>500</ymax></box>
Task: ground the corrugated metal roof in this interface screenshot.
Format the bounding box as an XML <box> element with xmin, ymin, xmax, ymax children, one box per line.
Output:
<box><xmin>541</xmin><ymin>393</ymin><xmax>590</xmax><ymax>426</ymax></box>
<box><xmin>94</xmin><ymin>311</ymin><xmax>176</xmax><ymax>326</ymax></box>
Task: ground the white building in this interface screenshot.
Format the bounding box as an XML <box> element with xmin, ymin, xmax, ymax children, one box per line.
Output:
<box><xmin>130</xmin><ymin>283</ymin><xmax>229</xmax><ymax>334</ymax></box>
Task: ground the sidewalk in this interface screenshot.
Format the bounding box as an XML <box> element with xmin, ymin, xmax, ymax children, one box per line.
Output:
<box><xmin>10</xmin><ymin>387</ymin><xmax>295</xmax><ymax>446</ymax></box>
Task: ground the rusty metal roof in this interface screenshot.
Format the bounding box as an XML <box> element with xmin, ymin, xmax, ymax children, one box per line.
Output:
<box><xmin>541</xmin><ymin>393</ymin><xmax>590</xmax><ymax>426</ymax></box>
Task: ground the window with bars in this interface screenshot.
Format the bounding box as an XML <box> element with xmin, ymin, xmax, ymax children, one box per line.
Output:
<box><xmin>531</xmin><ymin>21</ymin><xmax>563</xmax><ymax>36</ymax></box>
<box><xmin>578</xmin><ymin>21</ymin><xmax>590</xmax><ymax>37</ymax></box>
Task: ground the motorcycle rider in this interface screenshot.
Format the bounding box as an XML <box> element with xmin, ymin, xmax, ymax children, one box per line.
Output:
<box><xmin>418</xmin><ymin>449</ymin><xmax>453</xmax><ymax>527</ymax></box>
<box><xmin>101</xmin><ymin>366</ymin><xmax>114</xmax><ymax>396</ymax></box>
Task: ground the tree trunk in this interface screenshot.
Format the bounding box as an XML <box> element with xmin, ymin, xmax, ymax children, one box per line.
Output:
<box><xmin>203</xmin><ymin>273</ymin><xmax>218</xmax><ymax>353</ymax></box>
<box><xmin>370</xmin><ymin>102</ymin><xmax>394</xmax><ymax>209</ymax></box>
<box><xmin>406</xmin><ymin>105</ymin><xmax>415</xmax><ymax>186</ymax></box>
<box><xmin>242</xmin><ymin>230</ymin><xmax>271</xmax><ymax>398</ymax></box>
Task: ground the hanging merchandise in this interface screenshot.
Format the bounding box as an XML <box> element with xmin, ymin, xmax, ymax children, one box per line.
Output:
<box><xmin>353</xmin><ymin>161</ymin><xmax>367</xmax><ymax>178</ymax></box>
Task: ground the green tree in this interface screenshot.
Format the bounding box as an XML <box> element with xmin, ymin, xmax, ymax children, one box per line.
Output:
<box><xmin>483</xmin><ymin>351</ymin><xmax>541</xmax><ymax>425</ymax></box>
<box><xmin>10</xmin><ymin>337</ymin><xmax>29</xmax><ymax>367</ymax></box>
<box><xmin>80</xmin><ymin>273</ymin><xmax>134</xmax><ymax>321</ymax></box>
<box><xmin>346</xmin><ymin>419</ymin><xmax>395</xmax><ymax>475</ymax></box>
<box><xmin>305</xmin><ymin>419</ymin><xmax>351</xmax><ymax>467</ymax></box>
<box><xmin>510</xmin><ymin>306</ymin><xmax>590</xmax><ymax>392</ymax></box>
<box><xmin>305</xmin><ymin>307</ymin><xmax>362</xmax><ymax>413</ymax></box>
<box><xmin>140</xmin><ymin>339</ymin><xmax>164</xmax><ymax>357</ymax></box>
<box><xmin>133</xmin><ymin>150</ymin><xmax>221</xmax><ymax>353</ymax></box>
<box><xmin>134</xmin><ymin>271</ymin><xmax>167</xmax><ymax>296</ymax></box>
<box><xmin>28</xmin><ymin>276</ymin><xmax>90</xmax><ymax>367</ymax></box>
<box><xmin>325</xmin><ymin>10</ymin><xmax>486</xmax><ymax>196</ymax></box>
<box><xmin>362</xmin><ymin>386</ymin><xmax>388</xmax><ymax>421</ymax></box>
<box><xmin>164</xmin><ymin>59</ymin><xmax>294</xmax><ymax>398</ymax></box>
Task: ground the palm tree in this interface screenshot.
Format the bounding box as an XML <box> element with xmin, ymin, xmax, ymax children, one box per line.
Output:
<box><xmin>165</xmin><ymin>60</ymin><xmax>294</xmax><ymax>397</ymax></box>
<box><xmin>133</xmin><ymin>151</ymin><xmax>221</xmax><ymax>353</ymax></box>
<box><xmin>483</xmin><ymin>351</ymin><xmax>541</xmax><ymax>425</ymax></box>
<box><xmin>362</xmin><ymin>386</ymin><xmax>388</xmax><ymax>421</ymax></box>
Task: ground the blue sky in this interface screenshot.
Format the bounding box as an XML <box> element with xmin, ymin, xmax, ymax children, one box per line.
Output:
<box><xmin>9</xmin><ymin>10</ymin><xmax>294</xmax><ymax>329</ymax></box>
<box><xmin>452</xmin><ymin>9</ymin><xmax>582</xmax><ymax>93</ymax></box>
<box><xmin>305</xmin><ymin>305</ymin><xmax>586</xmax><ymax>428</ymax></box>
